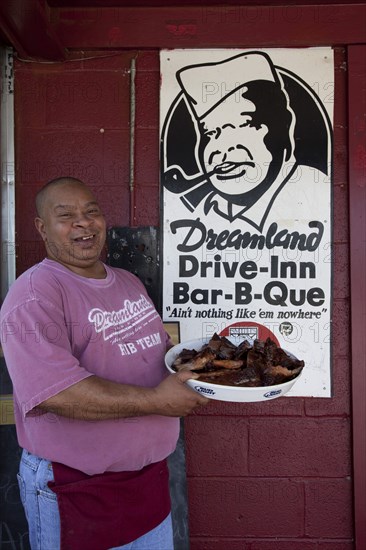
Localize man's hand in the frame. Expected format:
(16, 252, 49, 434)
(150, 372, 210, 416)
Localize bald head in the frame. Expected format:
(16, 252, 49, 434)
(35, 177, 87, 218)
(34, 177, 107, 277)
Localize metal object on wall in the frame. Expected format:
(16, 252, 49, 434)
(107, 226, 161, 313)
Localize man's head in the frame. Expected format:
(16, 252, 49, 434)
(198, 81, 293, 206)
(177, 52, 294, 209)
(35, 177, 106, 277)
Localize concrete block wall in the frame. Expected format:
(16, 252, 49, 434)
(13, 46, 353, 548)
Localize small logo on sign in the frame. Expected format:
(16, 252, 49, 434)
(194, 386, 216, 395)
(264, 389, 282, 398)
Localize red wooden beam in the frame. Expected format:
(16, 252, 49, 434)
(0, 0, 66, 60)
(46, 0, 366, 5)
(348, 44, 366, 550)
(51, 4, 366, 49)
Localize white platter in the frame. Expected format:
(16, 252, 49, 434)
(165, 337, 303, 403)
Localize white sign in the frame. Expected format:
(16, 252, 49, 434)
(160, 48, 333, 397)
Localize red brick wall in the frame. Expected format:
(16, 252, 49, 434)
(14, 50, 161, 274)
(14, 46, 353, 548)
(185, 48, 353, 550)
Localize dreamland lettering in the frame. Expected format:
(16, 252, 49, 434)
(170, 219, 324, 253)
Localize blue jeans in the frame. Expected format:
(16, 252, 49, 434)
(17, 450, 174, 550)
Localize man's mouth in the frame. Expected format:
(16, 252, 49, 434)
(73, 234, 96, 243)
(213, 161, 255, 180)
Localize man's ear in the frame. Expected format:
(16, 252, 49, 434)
(35, 217, 47, 242)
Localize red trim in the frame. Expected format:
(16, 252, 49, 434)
(0, 3, 365, 60)
(51, 5, 366, 50)
(47, 0, 366, 6)
(348, 44, 366, 550)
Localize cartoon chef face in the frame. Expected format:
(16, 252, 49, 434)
(177, 52, 294, 209)
(199, 91, 273, 196)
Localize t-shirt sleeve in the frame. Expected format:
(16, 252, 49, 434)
(1, 298, 93, 417)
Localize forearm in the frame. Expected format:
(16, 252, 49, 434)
(35, 376, 158, 420)
(35, 372, 208, 420)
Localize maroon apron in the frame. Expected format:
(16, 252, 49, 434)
(48, 459, 171, 550)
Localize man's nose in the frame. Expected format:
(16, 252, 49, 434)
(73, 212, 93, 226)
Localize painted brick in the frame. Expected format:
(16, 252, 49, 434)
(333, 146, 347, 187)
(305, 479, 353, 538)
(191, 539, 320, 550)
(134, 127, 160, 183)
(190, 539, 251, 550)
(251, 541, 317, 550)
(15, 52, 133, 72)
(134, 185, 160, 226)
(15, 70, 47, 127)
(15, 69, 130, 129)
(15, 185, 41, 240)
(332, 184, 349, 243)
(135, 70, 159, 129)
(135, 51, 160, 72)
(94, 182, 130, 228)
(190, 539, 354, 550)
(45, 71, 130, 129)
(16, 128, 130, 187)
(185, 416, 249, 476)
(16, 238, 45, 275)
(187, 478, 304, 538)
(190, 539, 252, 550)
(333, 50, 348, 188)
(16, 127, 130, 190)
(248, 418, 351, 476)
(316, 542, 354, 550)
(250, 539, 317, 550)
(304, 356, 351, 417)
(331, 300, 350, 358)
(332, 243, 350, 299)
(101, 129, 131, 187)
(189, 396, 304, 417)
(251, 542, 353, 550)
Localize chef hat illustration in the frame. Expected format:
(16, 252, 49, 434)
(176, 51, 281, 120)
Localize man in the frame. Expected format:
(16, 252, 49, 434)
(0, 177, 208, 550)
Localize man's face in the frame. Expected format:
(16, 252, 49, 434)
(201, 93, 273, 196)
(35, 182, 106, 276)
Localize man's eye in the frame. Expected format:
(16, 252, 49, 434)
(88, 209, 100, 215)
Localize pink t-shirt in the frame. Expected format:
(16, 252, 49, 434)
(1, 259, 179, 475)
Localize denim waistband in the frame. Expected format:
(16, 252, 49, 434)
(21, 449, 53, 472)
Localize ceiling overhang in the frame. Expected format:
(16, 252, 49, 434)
(0, 0, 365, 61)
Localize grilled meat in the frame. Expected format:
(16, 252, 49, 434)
(171, 334, 304, 387)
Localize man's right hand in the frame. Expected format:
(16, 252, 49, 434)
(150, 372, 210, 417)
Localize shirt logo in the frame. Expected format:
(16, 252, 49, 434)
(88, 294, 154, 341)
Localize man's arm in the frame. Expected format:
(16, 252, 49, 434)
(35, 371, 209, 420)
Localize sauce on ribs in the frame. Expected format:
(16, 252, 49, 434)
(171, 334, 304, 387)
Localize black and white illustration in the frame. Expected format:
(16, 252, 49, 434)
(160, 48, 333, 397)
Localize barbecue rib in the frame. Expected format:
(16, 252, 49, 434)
(171, 334, 304, 387)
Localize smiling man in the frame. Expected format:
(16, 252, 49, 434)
(34, 177, 107, 278)
(0, 177, 208, 550)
